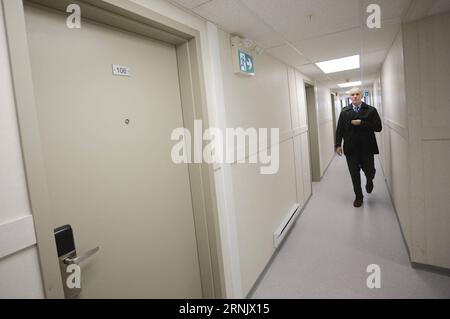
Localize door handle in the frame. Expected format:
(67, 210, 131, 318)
(54, 225, 99, 298)
(63, 246, 100, 265)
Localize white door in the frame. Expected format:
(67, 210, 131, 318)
(25, 3, 202, 298)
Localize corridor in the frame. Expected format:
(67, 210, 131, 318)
(251, 156, 450, 298)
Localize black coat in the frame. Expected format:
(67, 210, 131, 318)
(335, 102, 382, 155)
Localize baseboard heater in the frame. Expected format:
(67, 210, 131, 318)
(273, 203, 301, 248)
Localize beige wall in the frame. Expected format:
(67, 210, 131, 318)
(403, 12, 450, 268)
(380, 29, 411, 246)
(217, 28, 313, 295)
(380, 12, 450, 270)
(0, 3, 44, 299)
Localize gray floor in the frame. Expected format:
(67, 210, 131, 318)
(251, 155, 450, 299)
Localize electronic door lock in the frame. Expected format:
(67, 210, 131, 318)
(54, 225, 99, 299)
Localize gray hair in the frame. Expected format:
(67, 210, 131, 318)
(349, 87, 363, 95)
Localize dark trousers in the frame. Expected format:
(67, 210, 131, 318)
(345, 152, 376, 199)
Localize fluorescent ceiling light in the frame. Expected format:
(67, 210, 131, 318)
(315, 55, 360, 74)
(338, 81, 362, 88)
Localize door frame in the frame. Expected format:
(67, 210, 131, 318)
(304, 81, 320, 182)
(330, 93, 337, 142)
(2, 0, 224, 298)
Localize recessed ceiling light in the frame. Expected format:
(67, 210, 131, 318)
(315, 55, 360, 74)
(338, 81, 362, 88)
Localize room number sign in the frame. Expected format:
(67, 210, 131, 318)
(112, 64, 130, 77)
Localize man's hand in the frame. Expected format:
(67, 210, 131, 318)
(336, 146, 343, 156)
(351, 119, 362, 126)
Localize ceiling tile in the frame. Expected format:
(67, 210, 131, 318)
(241, 0, 360, 43)
(298, 64, 331, 81)
(294, 28, 361, 63)
(168, 0, 212, 10)
(193, 0, 259, 33)
(240, 31, 285, 49)
(266, 45, 311, 69)
(193, 0, 284, 48)
(294, 18, 399, 63)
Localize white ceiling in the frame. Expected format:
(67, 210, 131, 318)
(168, 0, 450, 93)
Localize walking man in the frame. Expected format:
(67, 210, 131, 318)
(335, 87, 382, 207)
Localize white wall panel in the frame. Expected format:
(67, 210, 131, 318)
(381, 30, 407, 129)
(293, 136, 305, 207)
(406, 12, 450, 268)
(287, 67, 300, 130)
(423, 141, 450, 268)
(381, 12, 450, 269)
(0, 3, 44, 298)
(381, 30, 409, 252)
(0, 246, 45, 299)
(418, 13, 450, 131)
(389, 130, 410, 244)
(231, 141, 297, 295)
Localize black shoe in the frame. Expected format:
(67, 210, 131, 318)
(366, 179, 374, 194)
(353, 198, 363, 207)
